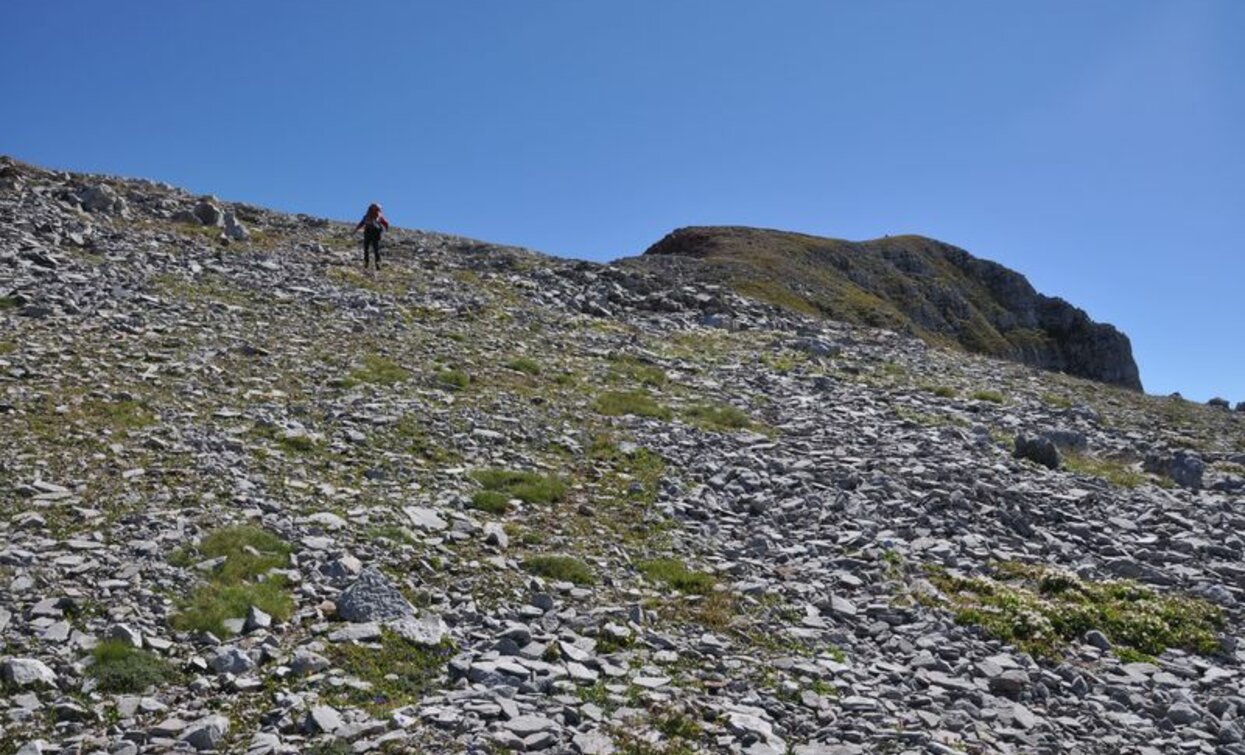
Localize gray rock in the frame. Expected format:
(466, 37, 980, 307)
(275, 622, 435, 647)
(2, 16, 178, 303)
(1168, 702, 1201, 726)
(389, 614, 448, 646)
(289, 649, 330, 676)
(336, 568, 415, 622)
(223, 211, 249, 241)
(483, 522, 509, 549)
(1014, 434, 1061, 469)
(305, 704, 343, 734)
(78, 184, 127, 215)
(208, 646, 256, 675)
(1084, 629, 1112, 651)
(193, 198, 223, 226)
(180, 714, 230, 750)
(108, 623, 143, 648)
(1, 658, 58, 688)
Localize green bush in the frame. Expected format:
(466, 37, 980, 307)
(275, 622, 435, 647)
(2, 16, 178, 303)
(594, 390, 672, 420)
(436, 369, 470, 391)
(326, 631, 455, 713)
(523, 555, 595, 585)
(638, 558, 716, 595)
(470, 468, 567, 504)
(170, 526, 294, 636)
(340, 355, 409, 387)
(89, 639, 179, 692)
(505, 357, 542, 375)
(971, 390, 1005, 404)
(684, 403, 753, 431)
(470, 490, 510, 514)
(928, 562, 1223, 659)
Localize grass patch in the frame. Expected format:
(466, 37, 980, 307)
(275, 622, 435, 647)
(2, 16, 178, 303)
(971, 390, 1006, 404)
(1041, 392, 1074, 409)
(523, 555, 595, 585)
(921, 384, 958, 398)
(638, 559, 716, 595)
(683, 403, 754, 432)
(0, 296, 19, 310)
(340, 355, 409, 387)
(325, 630, 454, 714)
(469, 490, 510, 515)
(471, 468, 567, 504)
(505, 357, 542, 375)
(0, 341, 15, 355)
(594, 390, 672, 420)
(170, 526, 294, 636)
(608, 356, 668, 387)
(927, 562, 1223, 659)
(436, 368, 470, 391)
(1064, 453, 1148, 488)
(89, 639, 180, 693)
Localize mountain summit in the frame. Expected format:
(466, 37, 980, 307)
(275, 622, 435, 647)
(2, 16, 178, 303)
(630, 226, 1142, 390)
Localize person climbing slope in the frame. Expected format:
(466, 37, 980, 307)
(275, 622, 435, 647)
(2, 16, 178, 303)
(353, 202, 390, 270)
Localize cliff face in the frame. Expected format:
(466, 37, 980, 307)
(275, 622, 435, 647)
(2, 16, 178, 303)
(634, 226, 1142, 390)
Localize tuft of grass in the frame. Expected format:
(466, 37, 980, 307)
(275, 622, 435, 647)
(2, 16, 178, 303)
(436, 368, 470, 391)
(1064, 453, 1148, 488)
(971, 390, 1005, 404)
(505, 357, 542, 375)
(0, 341, 16, 355)
(0, 296, 19, 310)
(927, 562, 1223, 659)
(170, 526, 294, 636)
(469, 490, 510, 515)
(594, 390, 672, 420)
(638, 559, 716, 595)
(921, 384, 958, 398)
(684, 403, 754, 432)
(340, 355, 409, 387)
(471, 468, 567, 504)
(325, 630, 455, 714)
(523, 555, 595, 585)
(89, 639, 180, 693)
(1041, 392, 1074, 409)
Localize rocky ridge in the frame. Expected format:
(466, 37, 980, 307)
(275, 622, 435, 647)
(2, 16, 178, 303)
(2, 155, 1245, 754)
(630, 226, 1143, 391)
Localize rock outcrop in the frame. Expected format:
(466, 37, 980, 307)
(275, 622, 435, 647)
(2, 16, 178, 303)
(631, 226, 1143, 390)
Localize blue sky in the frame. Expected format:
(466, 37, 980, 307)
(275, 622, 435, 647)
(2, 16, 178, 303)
(4, 1, 1242, 401)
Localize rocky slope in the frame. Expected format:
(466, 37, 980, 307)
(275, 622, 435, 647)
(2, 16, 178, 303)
(2, 155, 1245, 755)
(628, 226, 1142, 391)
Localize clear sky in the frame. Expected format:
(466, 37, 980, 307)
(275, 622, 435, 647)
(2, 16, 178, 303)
(4, 1, 1242, 402)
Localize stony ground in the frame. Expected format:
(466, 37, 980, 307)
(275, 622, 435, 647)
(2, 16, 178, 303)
(2, 156, 1245, 755)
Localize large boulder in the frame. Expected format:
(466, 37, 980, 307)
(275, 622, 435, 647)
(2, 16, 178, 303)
(1014, 434, 1061, 470)
(335, 567, 415, 623)
(78, 184, 127, 216)
(1, 658, 58, 688)
(193, 197, 223, 227)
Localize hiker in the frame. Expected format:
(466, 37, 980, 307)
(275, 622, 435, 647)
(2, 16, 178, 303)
(353, 202, 390, 270)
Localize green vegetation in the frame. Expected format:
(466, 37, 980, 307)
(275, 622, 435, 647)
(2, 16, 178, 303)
(0, 341, 15, 355)
(340, 355, 409, 387)
(927, 562, 1223, 659)
(921, 384, 958, 398)
(170, 525, 294, 636)
(325, 630, 454, 713)
(683, 403, 754, 432)
(971, 390, 1005, 404)
(505, 356, 542, 375)
(638, 559, 716, 594)
(0, 296, 19, 310)
(89, 639, 179, 692)
(608, 356, 667, 387)
(1064, 453, 1148, 489)
(436, 368, 471, 391)
(471, 468, 567, 504)
(594, 390, 672, 420)
(469, 490, 510, 515)
(523, 555, 595, 585)
(1041, 392, 1074, 409)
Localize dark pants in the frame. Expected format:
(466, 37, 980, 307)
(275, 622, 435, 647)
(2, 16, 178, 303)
(363, 229, 382, 268)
